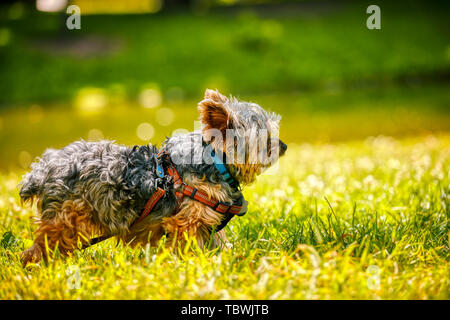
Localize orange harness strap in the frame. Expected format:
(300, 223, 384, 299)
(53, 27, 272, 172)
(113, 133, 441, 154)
(179, 184, 244, 215)
(131, 187, 166, 227)
(164, 162, 246, 217)
(131, 149, 244, 230)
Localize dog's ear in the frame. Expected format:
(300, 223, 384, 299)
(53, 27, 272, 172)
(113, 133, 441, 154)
(204, 89, 228, 104)
(198, 89, 230, 137)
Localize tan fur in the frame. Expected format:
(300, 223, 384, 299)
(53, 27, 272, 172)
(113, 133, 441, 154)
(122, 220, 165, 247)
(21, 199, 102, 266)
(198, 90, 230, 142)
(161, 174, 231, 249)
(204, 89, 228, 104)
(231, 163, 263, 185)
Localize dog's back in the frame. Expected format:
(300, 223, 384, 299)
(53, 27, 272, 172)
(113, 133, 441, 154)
(19, 140, 156, 223)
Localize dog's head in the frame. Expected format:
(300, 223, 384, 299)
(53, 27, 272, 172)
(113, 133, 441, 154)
(198, 89, 286, 185)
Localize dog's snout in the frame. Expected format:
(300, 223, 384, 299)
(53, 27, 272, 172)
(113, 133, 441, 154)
(279, 140, 287, 156)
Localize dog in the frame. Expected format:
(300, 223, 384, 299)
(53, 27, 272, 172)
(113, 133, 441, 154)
(19, 89, 287, 265)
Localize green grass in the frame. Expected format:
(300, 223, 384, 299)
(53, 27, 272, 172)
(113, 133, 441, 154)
(0, 0, 449, 300)
(1, 0, 449, 104)
(0, 134, 448, 299)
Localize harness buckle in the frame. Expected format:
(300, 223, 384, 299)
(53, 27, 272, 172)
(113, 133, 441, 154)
(154, 154, 165, 179)
(189, 188, 197, 199)
(237, 199, 248, 216)
(235, 194, 248, 216)
(212, 202, 220, 211)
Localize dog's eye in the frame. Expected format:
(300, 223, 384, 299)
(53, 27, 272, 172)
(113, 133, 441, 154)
(267, 138, 272, 156)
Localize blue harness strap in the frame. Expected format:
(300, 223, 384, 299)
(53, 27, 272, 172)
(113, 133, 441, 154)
(210, 150, 239, 189)
(155, 154, 165, 178)
(204, 141, 240, 191)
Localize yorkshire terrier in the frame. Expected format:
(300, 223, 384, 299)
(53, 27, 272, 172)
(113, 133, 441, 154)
(19, 89, 286, 265)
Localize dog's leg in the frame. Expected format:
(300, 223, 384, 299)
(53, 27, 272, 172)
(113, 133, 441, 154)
(21, 199, 98, 266)
(122, 218, 166, 247)
(162, 174, 234, 249)
(161, 200, 225, 249)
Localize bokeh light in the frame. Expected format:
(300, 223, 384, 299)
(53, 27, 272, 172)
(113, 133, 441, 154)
(74, 87, 108, 115)
(73, 0, 162, 14)
(36, 0, 68, 12)
(136, 122, 155, 141)
(18, 151, 32, 169)
(171, 128, 190, 137)
(139, 86, 162, 109)
(87, 129, 104, 141)
(0, 28, 11, 47)
(156, 108, 174, 126)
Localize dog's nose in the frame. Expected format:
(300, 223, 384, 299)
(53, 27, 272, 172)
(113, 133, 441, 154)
(279, 140, 287, 156)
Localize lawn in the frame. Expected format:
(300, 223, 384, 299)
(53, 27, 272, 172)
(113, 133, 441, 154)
(0, 1, 449, 104)
(0, 0, 449, 300)
(0, 134, 448, 299)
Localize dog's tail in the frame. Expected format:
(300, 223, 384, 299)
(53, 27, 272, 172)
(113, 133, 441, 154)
(19, 173, 40, 206)
(18, 149, 57, 206)
(19, 169, 43, 207)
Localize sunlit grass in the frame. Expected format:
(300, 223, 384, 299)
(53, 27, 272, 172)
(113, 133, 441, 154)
(0, 134, 448, 299)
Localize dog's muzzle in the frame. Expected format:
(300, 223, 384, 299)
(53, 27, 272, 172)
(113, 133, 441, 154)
(279, 139, 287, 156)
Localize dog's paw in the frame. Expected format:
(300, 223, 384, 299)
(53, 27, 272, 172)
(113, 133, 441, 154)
(21, 243, 43, 267)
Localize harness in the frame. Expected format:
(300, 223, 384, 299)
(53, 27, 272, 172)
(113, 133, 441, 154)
(86, 143, 247, 248)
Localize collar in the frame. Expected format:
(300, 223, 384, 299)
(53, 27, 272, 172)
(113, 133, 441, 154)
(202, 140, 241, 191)
(202, 141, 248, 231)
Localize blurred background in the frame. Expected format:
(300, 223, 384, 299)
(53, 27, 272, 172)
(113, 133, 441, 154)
(0, 0, 449, 171)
